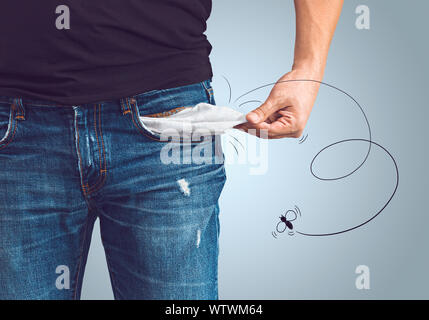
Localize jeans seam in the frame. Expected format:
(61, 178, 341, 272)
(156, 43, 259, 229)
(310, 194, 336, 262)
(201, 80, 213, 103)
(74, 109, 90, 196)
(0, 106, 17, 150)
(85, 104, 107, 195)
(215, 205, 220, 299)
(129, 99, 206, 144)
(142, 106, 191, 118)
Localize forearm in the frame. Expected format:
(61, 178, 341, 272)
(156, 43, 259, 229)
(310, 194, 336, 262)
(292, 0, 343, 77)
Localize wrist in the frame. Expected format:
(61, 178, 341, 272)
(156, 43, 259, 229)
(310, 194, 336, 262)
(291, 58, 326, 80)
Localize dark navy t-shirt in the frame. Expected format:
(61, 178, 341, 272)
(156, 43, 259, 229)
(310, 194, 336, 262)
(0, 0, 213, 105)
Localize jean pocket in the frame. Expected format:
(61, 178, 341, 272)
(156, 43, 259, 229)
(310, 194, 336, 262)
(129, 80, 218, 143)
(132, 103, 219, 144)
(0, 102, 19, 151)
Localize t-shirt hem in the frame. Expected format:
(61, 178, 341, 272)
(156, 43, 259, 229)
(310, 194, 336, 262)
(0, 66, 213, 106)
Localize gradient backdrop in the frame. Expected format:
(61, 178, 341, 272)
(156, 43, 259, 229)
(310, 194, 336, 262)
(81, 0, 429, 299)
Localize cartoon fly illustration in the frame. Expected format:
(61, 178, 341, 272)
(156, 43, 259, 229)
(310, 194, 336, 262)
(274, 207, 302, 237)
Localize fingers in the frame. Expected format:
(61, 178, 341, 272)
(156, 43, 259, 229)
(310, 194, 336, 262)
(234, 118, 304, 139)
(234, 122, 286, 139)
(233, 122, 266, 138)
(235, 91, 307, 139)
(246, 100, 276, 124)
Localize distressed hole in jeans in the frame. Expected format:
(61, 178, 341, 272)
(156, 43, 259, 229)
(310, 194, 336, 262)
(196, 229, 201, 248)
(177, 178, 190, 196)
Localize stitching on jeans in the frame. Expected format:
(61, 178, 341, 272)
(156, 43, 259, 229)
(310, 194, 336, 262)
(87, 104, 107, 194)
(201, 80, 213, 94)
(72, 108, 94, 228)
(201, 81, 214, 102)
(74, 111, 89, 195)
(142, 106, 190, 118)
(120, 98, 131, 115)
(90, 104, 102, 191)
(119, 99, 124, 113)
(85, 104, 107, 195)
(0, 107, 17, 150)
(98, 111, 108, 176)
(15, 99, 25, 119)
(214, 205, 220, 299)
(72, 113, 97, 298)
(129, 100, 207, 144)
(129, 99, 172, 142)
(131, 104, 196, 143)
(84, 104, 104, 193)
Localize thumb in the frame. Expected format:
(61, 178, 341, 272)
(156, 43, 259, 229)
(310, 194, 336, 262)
(246, 100, 275, 124)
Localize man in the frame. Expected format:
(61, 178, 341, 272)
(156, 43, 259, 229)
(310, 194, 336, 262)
(0, 0, 343, 299)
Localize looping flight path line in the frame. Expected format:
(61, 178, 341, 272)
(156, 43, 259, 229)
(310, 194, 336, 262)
(235, 79, 399, 237)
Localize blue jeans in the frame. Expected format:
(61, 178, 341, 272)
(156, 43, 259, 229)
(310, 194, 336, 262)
(0, 79, 226, 300)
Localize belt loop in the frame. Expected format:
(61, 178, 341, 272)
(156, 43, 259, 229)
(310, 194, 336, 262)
(201, 79, 214, 102)
(201, 79, 209, 91)
(12, 98, 25, 120)
(119, 97, 133, 115)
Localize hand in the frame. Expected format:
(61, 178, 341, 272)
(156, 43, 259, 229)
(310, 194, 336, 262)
(235, 68, 323, 139)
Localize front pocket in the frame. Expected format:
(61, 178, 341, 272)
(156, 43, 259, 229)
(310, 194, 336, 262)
(130, 100, 210, 143)
(139, 103, 246, 140)
(128, 80, 219, 143)
(0, 102, 18, 151)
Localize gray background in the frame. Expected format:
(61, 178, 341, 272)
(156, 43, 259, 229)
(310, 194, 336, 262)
(81, 0, 429, 299)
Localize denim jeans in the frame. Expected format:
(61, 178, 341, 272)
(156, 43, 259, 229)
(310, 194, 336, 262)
(0, 79, 226, 300)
